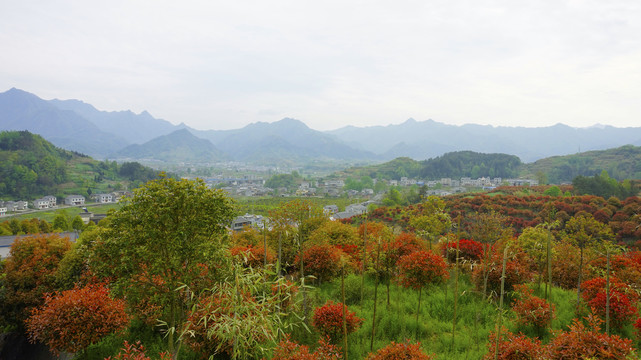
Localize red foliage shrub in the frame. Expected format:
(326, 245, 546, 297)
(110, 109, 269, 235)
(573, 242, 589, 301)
(588, 253, 641, 290)
(511, 284, 555, 330)
(366, 340, 434, 360)
(1, 234, 71, 325)
(272, 335, 342, 360)
(483, 330, 545, 360)
(385, 232, 422, 264)
(442, 239, 484, 263)
(634, 318, 641, 339)
(26, 283, 130, 354)
(230, 244, 276, 267)
(581, 277, 638, 328)
(105, 340, 171, 360)
(297, 243, 343, 283)
(546, 316, 635, 359)
(550, 242, 583, 289)
(397, 250, 449, 290)
(312, 301, 363, 343)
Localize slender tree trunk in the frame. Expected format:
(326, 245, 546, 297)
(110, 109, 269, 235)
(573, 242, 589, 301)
(494, 246, 509, 360)
(416, 287, 422, 337)
(545, 228, 552, 301)
(168, 299, 176, 359)
(263, 222, 267, 267)
(576, 247, 584, 314)
(606, 248, 611, 335)
(342, 267, 348, 360)
(361, 219, 368, 306)
(370, 239, 380, 351)
(452, 237, 460, 351)
(233, 265, 240, 360)
(386, 234, 391, 308)
(482, 246, 491, 299)
(299, 223, 307, 318)
(386, 278, 390, 309)
(278, 231, 282, 278)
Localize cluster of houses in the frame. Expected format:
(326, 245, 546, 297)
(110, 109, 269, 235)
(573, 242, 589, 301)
(0, 191, 131, 217)
(205, 173, 540, 200)
(229, 199, 379, 232)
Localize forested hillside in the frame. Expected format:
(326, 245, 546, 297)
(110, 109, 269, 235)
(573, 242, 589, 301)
(0, 131, 73, 197)
(341, 152, 522, 180)
(418, 151, 522, 179)
(0, 130, 163, 199)
(522, 145, 641, 183)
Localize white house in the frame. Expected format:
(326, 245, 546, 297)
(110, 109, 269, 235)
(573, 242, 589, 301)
(323, 205, 339, 215)
(93, 193, 113, 203)
(43, 195, 57, 207)
(33, 198, 50, 209)
(64, 195, 85, 206)
(0, 207, 6, 216)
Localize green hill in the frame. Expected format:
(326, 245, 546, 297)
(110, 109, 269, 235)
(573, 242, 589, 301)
(521, 145, 641, 184)
(341, 146, 641, 185)
(341, 152, 522, 180)
(0, 130, 161, 200)
(113, 128, 227, 163)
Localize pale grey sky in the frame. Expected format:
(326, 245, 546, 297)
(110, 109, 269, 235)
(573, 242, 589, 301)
(1, 1, 640, 131)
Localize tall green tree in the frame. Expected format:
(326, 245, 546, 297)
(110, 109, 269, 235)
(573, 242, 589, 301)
(89, 175, 235, 358)
(409, 196, 451, 250)
(269, 199, 327, 317)
(564, 214, 614, 313)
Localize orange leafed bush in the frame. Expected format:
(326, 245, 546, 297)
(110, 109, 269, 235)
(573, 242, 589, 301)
(26, 283, 130, 354)
(366, 340, 434, 360)
(546, 316, 635, 359)
(397, 250, 449, 290)
(581, 277, 638, 328)
(297, 243, 344, 283)
(512, 284, 555, 330)
(1, 234, 71, 325)
(271, 335, 342, 360)
(483, 330, 545, 360)
(105, 340, 171, 360)
(312, 300, 363, 343)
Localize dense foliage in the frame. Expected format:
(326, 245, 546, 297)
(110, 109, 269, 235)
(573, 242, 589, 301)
(312, 301, 363, 343)
(0, 131, 70, 197)
(88, 176, 235, 356)
(25, 283, 129, 353)
(524, 144, 641, 183)
(573, 170, 638, 199)
(0, 234, 71, 329)
(418, 151, 522, 179)
(0, 130, 163, 199)
(4, 177, 641, 359)
(365, 340, 434, 360)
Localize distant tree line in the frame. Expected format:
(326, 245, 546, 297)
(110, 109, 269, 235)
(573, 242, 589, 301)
(265, 171, 302, 190)
(345, 152, 523, 181)
(572, 171, 638, 199)
(418, 151, 522, 179)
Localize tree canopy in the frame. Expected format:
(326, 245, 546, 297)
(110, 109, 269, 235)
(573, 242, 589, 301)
(89, 175, 236, 356)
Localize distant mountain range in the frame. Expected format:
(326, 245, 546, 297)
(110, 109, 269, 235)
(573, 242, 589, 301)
(2, 88, 641, 165)
(328, 118, 641, 162)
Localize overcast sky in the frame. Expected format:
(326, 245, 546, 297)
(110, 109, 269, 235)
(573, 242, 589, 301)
(1, 1, 640, 131)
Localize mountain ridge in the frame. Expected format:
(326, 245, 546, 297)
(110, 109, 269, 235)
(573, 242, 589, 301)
(3, 88, 641, 165)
